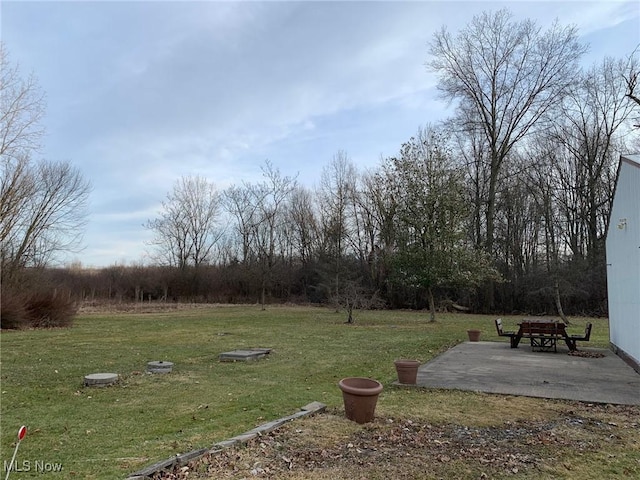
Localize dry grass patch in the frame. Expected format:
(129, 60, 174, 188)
(157, 401, 639, 480)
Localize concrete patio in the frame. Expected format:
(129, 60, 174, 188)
(413, 341, 640, 405)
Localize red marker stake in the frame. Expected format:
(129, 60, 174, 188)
(4, 426, 26, 480)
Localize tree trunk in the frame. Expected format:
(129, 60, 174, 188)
(554, 279, 570, 325)
(428, 286, 436, 323)
(482, 158, 500, 312)
(346, 303, 354, 324)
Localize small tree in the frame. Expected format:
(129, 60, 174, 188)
(333, 277, 383, 324)
(384, 126, 499, 321)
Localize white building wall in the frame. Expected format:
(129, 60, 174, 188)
(606, 155, 640, 368)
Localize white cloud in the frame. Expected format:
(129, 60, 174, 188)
(4, 0, 638, 266)
(560, 1, 639, 35)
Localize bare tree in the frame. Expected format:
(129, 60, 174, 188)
(222, 161, 297, 308)
(550, 56, 635, 261)
(358, 168, 398, 293)
(428, 8, 587, 256)
(251, 161, 297, 309)
(223, 182, 261, 264)
(623, 47, 640, 116)
(0, 46, 90, 282)
(1, 159, 90, 278)
(317, 151, 357, 303)
(451, 114, 491, 250)
(0, 156, 34, 250)
(502, 56, 635, 317)
(223, 161, 296, 308)
(334, 277, 384, 324)
(287, 185, 320, 266)
(0, 44, 45, 162)
(350, 170, 386, 287)
(145, 175, 223, 269)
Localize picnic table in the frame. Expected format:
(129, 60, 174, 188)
(515, 320, 570, 352)
(495, 318, 592, 352)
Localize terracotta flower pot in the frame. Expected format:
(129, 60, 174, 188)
(338, 377, 383, 424)
(467, 329, 481, 342)
(394, 359, 420, 385)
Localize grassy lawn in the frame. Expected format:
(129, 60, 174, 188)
(0, 305, 634, 479)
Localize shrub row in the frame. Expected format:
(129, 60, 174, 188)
(1, 286, 76, 329)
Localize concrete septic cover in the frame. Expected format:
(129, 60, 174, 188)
(84, 373, 118, 387)
(219, 348, 272, 362)
(147, 361, 174, 374)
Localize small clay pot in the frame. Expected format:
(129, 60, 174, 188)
(394, 359, 420, 385)
(467, 329, 481, 342)
(338, 377, 383, 424)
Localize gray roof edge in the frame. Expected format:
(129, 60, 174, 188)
(621, 154, 640, 166)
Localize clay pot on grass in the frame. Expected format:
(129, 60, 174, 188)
(338, 377, 383, 424)
(467, 329, 481, 342)
(394, 359, 420, 385)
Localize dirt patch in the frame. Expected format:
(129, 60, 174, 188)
(153, 404, 639, 479)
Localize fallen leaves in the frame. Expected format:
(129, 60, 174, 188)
(153, 404, 640, 479)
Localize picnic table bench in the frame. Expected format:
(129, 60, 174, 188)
(495, 318, 592, 352)
(494, 318, 518, 348)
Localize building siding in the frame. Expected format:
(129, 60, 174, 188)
(606, 155, 640, 369)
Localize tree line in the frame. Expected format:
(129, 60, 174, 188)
(2, 10, 639, 326)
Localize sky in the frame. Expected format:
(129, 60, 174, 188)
(2, 0, 639, 268)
